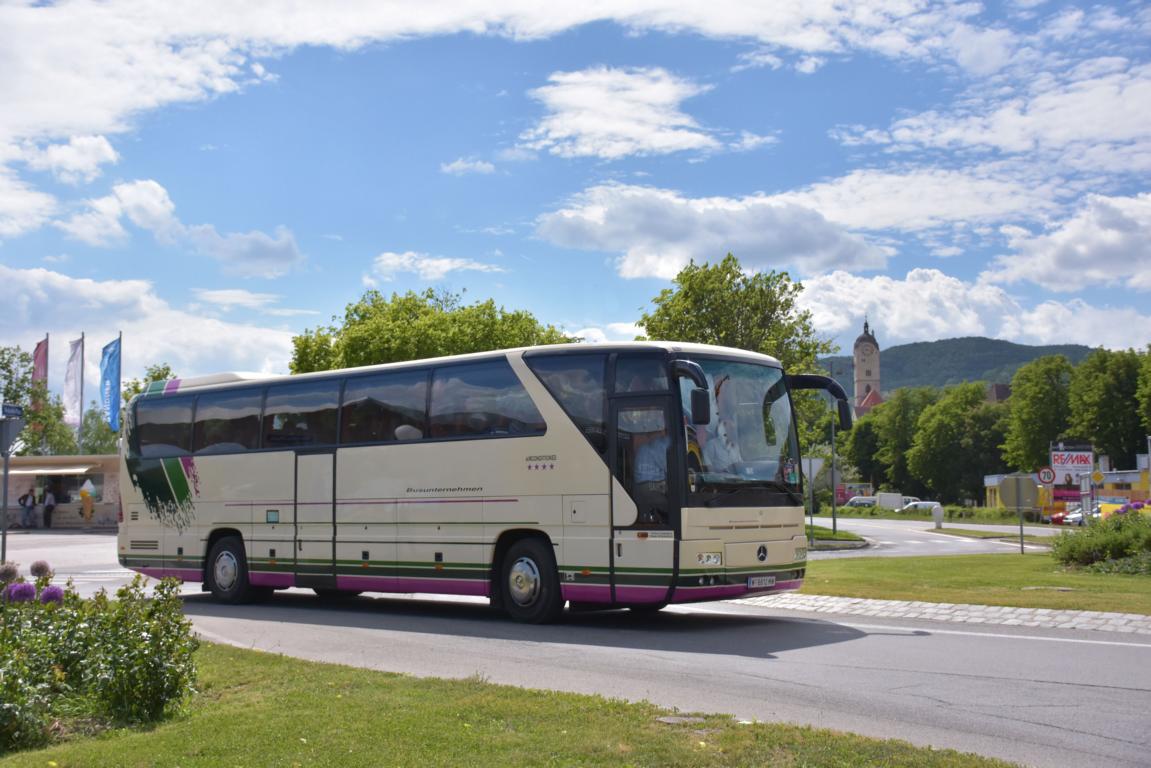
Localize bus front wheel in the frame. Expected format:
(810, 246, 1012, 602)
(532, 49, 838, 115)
(501, 538, 563, 624)
(206, 536, 261, 604)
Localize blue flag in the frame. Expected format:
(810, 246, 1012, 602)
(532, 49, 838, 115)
(99, 337, 122, 431)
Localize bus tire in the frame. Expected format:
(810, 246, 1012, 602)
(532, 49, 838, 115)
(206, 536, 259, 604)
(501, 538, 564, 624)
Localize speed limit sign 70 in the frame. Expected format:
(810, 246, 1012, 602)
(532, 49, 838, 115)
(1038, 466, 1056, 484)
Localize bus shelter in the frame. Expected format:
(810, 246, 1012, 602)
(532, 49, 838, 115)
(3, 454, 120, 530)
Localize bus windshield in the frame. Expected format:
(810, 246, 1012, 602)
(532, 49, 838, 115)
(679, 358, 801, 507)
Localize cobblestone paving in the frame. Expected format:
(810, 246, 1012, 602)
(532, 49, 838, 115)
(735, 593, 1151, 635)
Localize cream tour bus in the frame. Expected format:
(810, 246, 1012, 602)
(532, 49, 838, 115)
(117, 342, 851, 623)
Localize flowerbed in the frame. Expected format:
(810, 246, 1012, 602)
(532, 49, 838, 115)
(0, 562, 199, 754)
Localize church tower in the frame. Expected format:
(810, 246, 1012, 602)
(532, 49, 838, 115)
(853, 319, 881, 415)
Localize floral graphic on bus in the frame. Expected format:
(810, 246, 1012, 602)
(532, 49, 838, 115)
(126, 456, 200, 532)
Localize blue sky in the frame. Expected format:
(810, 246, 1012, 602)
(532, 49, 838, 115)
(1, 1, 1149, 406)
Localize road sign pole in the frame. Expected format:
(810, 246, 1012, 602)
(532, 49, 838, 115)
(1, 450, 8, 563)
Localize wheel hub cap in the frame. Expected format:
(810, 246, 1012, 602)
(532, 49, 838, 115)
(214, 551, 238, 591)
(508, 556, 541, 606)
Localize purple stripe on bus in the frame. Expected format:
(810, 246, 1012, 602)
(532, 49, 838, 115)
(163, 379, 182, 395)
(612, 586, 669, 603)
(336, 575, 490, 597)
(561, 584, 612, 602)
(250, 572, 295, 588)
(223, 498, 519, 507)
(137, 567, 200, 581)
(670, 579, 803, 602)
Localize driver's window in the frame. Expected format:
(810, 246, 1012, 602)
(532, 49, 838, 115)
(615, 404, 669, 526)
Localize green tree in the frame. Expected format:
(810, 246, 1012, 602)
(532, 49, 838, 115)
(873, 386, 939, 496)
(291, 289, 574, 372)
(79, 399, 119, 454)
(907, 382, 1009, 503)
(843, 411, 884, 489)
(0, 344, 33, 406)
(1137, 347, 1151, 436)
(637, 254, 833, 374)
(1068, 349, 1144, 469)
(122, 363, 176, 404)
(18, 382, 78, 456)
(1002, 355, 1073, 471)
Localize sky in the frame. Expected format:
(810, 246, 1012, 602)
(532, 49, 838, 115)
(1, 0, 1150, 411)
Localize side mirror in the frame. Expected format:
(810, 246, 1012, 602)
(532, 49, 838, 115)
(690, 388, 711, 425)
(837, 399, 854, 431)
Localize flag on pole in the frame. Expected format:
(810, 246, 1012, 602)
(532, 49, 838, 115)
(100, 335, 122, 431)
(64, 336, 84, 427)
(32, 336, 48, 383)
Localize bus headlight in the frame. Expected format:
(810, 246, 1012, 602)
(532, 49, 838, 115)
(697, 552, 722, 567)
(795, 547, 807, 561)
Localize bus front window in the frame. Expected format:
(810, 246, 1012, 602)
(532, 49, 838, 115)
(680, 360, 801, 507)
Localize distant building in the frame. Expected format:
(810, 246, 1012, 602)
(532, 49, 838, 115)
(853, 319, 883, 416)
(986, 383, 1011, 403)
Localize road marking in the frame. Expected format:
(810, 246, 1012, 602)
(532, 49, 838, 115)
(669, 605, 1151, 649)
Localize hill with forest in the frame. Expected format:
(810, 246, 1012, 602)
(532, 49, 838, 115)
(820, 337, 1093, 399)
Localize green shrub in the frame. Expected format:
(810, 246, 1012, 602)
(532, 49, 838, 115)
(1051, 513, 1151, 568)
(0, 568, 199, 754)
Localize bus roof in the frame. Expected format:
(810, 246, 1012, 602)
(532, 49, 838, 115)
(140, 341, 783, 395)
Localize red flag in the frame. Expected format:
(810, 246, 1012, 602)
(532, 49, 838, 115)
(32, 335, 48, 383)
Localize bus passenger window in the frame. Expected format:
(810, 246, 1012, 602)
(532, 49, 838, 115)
(340, 370, 428, 445)
(525, 353, 606, 449)
(192, 390, 261, 454)
(263, 380, 340, 447)
(430, 361, 545, 439)
(614, 357, 668, 393)
(135, 396, 194, 458)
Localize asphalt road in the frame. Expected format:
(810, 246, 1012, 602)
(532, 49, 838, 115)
(810, 516, 1058, 558)
(7, 530, 1150, 768)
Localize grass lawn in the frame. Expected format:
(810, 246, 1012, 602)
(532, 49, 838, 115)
(805, 524, 863, 542)
(0, 643, 1014, 768)
(802, 553, 1151, 615)
(933, 528, 1053, 547)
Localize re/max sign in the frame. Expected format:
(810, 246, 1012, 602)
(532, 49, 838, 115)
(1052, 452, 1092, 466)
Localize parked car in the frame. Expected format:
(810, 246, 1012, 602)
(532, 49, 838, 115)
(900, 500, 942, 514)
(844, 496, 877, 508)
(902, 496, 921, 506)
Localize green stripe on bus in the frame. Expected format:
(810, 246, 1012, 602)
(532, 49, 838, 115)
(162, 457, 192, 505)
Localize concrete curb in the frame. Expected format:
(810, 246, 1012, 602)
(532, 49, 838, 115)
(734, 593, 1151, 635)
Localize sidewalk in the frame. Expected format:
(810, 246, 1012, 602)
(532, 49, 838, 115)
(735, 593, 1151, 635)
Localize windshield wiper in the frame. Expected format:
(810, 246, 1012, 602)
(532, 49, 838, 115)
(703, 481, 803, 507)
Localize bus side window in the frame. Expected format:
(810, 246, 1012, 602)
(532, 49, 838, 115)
(135, 396, 194, 458)
(430, 360, 545, 439)
(192, 390, 262, 454)
(264, 380, 340, 447)
(525, 353, 607, 450)
(340, 370, 429, 445)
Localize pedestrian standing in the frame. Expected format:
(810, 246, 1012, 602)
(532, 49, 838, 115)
(42, 488, 56, 529)
(17, 487, 36, 529)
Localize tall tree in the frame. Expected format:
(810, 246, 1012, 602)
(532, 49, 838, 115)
(908, 382, 1009, 503)
(1001, 355, 1073, 471)
(637, 254, 833, 374)
(873, 386, 939, 496)
(291, 289, 573, 372)
(122, 363, 176, 404)
(0, 344, 33, 406)
(18, 382, 78, 456)
(1068, 348, 1144, 469)
(1137, 347, 1151, 438)
(79, 399, 119, 454)
(843, 410, 884, 489)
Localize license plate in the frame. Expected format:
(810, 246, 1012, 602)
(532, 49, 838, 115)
(747, 575, 776, 589)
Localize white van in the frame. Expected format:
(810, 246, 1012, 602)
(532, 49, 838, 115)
(875, 492, 904, 510)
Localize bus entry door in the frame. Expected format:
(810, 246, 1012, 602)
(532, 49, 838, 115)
(295, 451, 336, 588)
(608, 398, 677, 605)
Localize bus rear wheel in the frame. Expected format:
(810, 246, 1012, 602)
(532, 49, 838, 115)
(501, 538, 563, 624)
(206, 536, 262, 604)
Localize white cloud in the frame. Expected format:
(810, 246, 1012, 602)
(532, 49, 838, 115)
(21, 135, 118, 185)
(521, 67, 720, 160)
(778, 168, 1058, 232)
(568, 322, 643, 343)
(0, 167, 56, 237)
(984, 193, 1151, 292)
(537, 183, 890, 279)
(440, 157, 495, 175)
(57, 179, 303, 277)
(366, 251, 506, 283)
(192, 288, 280, 310)
(0, 265, 295, 390)
(799, 268, 1151, 351)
